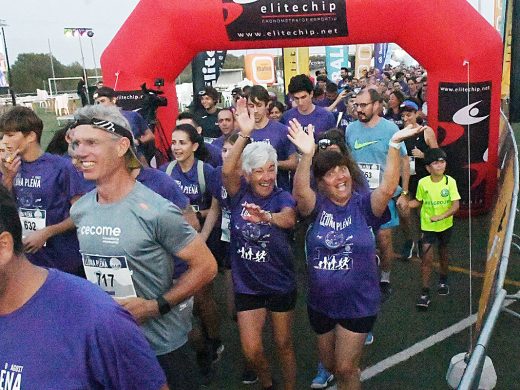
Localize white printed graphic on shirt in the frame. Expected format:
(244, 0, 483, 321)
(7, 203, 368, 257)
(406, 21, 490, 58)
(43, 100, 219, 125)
(0, 362, 23, 390)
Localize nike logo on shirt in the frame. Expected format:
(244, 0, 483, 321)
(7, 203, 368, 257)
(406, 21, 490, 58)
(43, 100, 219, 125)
(354, 140, 378, 149)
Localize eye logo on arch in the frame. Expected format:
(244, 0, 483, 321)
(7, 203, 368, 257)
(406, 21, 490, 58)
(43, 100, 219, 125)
(452, 101, 489, 125)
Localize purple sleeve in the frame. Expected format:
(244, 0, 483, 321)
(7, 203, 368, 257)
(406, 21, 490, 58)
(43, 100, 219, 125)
(361, 192, 390, 230)
(274, 189, 296, 210)
(207, 167, 221, 199)
(168, 179, 189, 209)
(158, 162, 169, 172)
(203, 163, 215, 190)
(88, 306, 166, 390)
(327, 112, 336, 130)
(61, 158, 86, 200)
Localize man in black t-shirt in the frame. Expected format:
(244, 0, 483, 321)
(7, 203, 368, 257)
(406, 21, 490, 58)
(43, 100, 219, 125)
(194, 87, 221, 141)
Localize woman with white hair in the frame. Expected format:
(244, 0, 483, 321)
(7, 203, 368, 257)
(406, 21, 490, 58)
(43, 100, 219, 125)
(222, 98, 297, 390)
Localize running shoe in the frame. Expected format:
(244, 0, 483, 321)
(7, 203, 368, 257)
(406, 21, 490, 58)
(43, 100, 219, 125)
(380, 281, 392, 302)
(241, 369, 258, 385)
(364, 332, 374, 346)
(400, 239, 415, 260)
(438, 283, 450, 296)
(416, 294, 431, 311)
(310, 363, 334, 389)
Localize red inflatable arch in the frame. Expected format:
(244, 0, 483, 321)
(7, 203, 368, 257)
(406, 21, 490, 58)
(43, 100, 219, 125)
(101, 0, 502, 213)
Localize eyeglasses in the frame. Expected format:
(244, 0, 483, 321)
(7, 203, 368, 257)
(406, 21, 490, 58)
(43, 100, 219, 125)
(353, 102, 374, 109)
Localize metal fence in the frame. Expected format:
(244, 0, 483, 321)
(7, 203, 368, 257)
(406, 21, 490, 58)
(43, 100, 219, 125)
(458, 111, 519, 389)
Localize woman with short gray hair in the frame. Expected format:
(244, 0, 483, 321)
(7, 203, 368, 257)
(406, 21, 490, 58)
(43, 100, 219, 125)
(222, 98, 297, 390)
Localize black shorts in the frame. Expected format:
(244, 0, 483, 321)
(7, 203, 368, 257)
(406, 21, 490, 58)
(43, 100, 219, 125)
(307, 306, 377, 335)
(235, 289, 297, 313)
(421, 228, 453, 247)
(221, 241, 231, 269)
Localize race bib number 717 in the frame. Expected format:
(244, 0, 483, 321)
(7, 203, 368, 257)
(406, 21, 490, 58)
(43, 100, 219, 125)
(82, 254, 137, 298)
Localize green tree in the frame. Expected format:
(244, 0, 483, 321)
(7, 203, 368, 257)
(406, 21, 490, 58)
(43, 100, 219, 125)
(10, 53, 97, 94)
(10, 53, 57, 93)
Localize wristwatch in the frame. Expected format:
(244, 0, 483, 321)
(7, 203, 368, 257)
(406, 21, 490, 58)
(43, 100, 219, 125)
(156, 295, 172, 316)
(401, 190, 409, 196)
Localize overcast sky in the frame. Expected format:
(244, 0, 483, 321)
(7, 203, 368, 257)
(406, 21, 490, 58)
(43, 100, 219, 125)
(1, 0, 139, 67)
(1, 0, 494, 68)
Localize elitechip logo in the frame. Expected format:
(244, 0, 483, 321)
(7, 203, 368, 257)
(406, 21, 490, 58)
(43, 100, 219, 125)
(223, 0, 347, 41)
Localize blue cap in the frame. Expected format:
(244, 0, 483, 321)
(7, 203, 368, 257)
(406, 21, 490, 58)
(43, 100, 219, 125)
(400, 100, 419, 111)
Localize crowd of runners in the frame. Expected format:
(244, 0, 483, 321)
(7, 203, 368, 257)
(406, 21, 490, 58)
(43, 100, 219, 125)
(0, 64, 461, 390)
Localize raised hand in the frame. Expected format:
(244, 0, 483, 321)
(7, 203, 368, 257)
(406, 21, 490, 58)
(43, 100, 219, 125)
(241, 202, 271, 224)
(391, 125, 426, 143)
(235, 97, 255, 136)
(287, 119, 315, 157)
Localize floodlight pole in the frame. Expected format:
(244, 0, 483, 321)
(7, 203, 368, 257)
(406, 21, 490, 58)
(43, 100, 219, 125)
(48, 38, 57, 95)
(0, 20, 16, 105)
(88, 32, 99, 78)
(77, 33, 90, 105)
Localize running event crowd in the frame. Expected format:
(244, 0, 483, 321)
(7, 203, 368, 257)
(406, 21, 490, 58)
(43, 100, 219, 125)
(0, 64, 461, 390)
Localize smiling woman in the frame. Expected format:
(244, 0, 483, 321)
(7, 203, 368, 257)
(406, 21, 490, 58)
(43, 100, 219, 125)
(222, 98, 298, 390)
(288, 118, 423, 390)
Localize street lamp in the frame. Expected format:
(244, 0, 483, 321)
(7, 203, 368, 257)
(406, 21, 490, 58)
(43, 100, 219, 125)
(64, 27, 93, 104)
(86, 30, 99, 79)
(0, 19, 16, 105)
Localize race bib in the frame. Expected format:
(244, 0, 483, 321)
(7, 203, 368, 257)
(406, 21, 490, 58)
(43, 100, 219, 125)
(410, 157, 416, 175)
(19, 208, 47, 243)
(221, 209, 231, 242)
(82, 254, 137, 298)
(359, 163, 381, 189)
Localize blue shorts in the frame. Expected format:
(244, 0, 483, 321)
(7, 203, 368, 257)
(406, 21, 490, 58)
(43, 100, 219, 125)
(380, 198, 399, 229)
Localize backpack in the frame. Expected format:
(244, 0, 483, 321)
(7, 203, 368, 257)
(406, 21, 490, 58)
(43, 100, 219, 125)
(165, 159, 206, 194)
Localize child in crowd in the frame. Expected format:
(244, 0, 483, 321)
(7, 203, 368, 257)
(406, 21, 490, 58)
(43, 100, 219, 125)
(409, 148, 460, 310)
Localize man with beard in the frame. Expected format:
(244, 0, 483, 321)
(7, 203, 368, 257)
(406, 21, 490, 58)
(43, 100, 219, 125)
(345, 89, 410, 303)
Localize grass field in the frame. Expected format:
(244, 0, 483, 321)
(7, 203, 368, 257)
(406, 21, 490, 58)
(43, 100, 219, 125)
(36, 106, 520, 389)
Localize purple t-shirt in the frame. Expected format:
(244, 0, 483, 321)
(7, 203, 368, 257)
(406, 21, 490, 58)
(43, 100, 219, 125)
(159, 159, 214, 211)
(137, 167, 189, 210)
(62, 153, 96, 193)
(204, 141, 223, 168)
(251, 120, 297, 192)
(208, 166, 230, 211)
(211, 135, 226, 151)
(281, 106, 336, 139)
(0, 269, 166, 389)
(121, 109, 148, 155)
(229, 185, 296, 295)
(13, 153, 84, 275)
(306, 192, 389, 318)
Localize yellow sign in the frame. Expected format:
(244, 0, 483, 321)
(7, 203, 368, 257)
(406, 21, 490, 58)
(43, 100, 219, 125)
(245, 54, 275, 85)
(501, 0, 512, 99)
(283, 47, 310, 94)
(476, 118, 514, 335)
(355, 44, 373, 79)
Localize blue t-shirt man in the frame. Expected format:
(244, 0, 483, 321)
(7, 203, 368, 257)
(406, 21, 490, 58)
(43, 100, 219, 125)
(346, 118, 407, 195)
